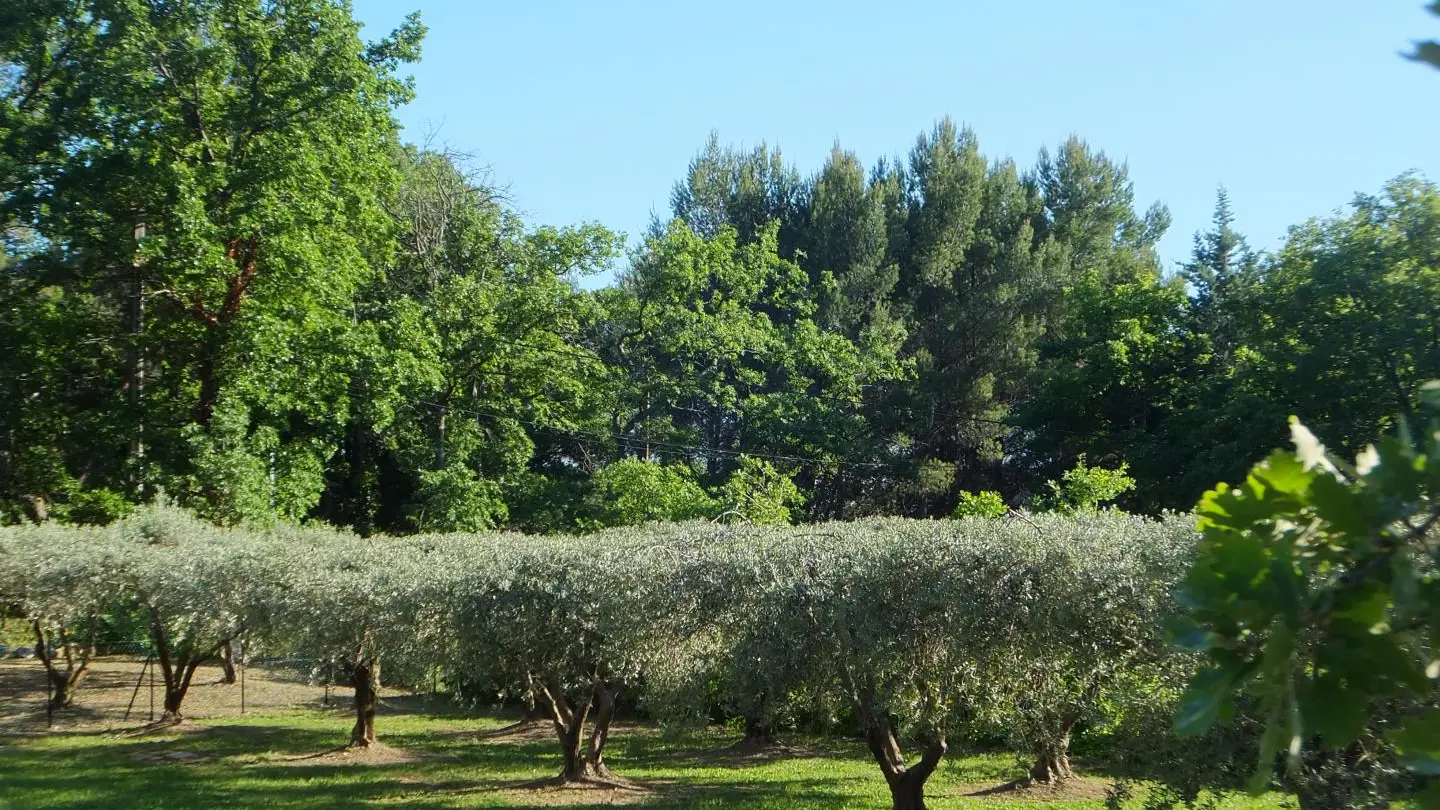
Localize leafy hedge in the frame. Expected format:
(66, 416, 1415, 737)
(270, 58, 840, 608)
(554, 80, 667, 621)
(0, 508, 1198, 805)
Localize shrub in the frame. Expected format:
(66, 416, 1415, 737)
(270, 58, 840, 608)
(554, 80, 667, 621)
(951, 490, 1007, 519)
(1038, 455, 1136, 513)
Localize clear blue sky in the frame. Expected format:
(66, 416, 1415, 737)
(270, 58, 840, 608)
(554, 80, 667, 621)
(352, 0, 1439, 283)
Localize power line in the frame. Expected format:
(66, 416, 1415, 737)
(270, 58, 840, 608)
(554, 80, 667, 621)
(417, 399, 905, 472)
(441, 332, 1018, 430)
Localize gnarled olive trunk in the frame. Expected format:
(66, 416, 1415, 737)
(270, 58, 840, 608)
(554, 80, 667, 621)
(866, 717, 948, 810)
(149, 612, 214, 723)
(218, 640, 238, 685)
(33, 622, 93, 710)
(1029, 718, 1076, 783)
(544, 679, 594, 781)
(350, 658, 380, 748)
(539, 677, 619, 782)
(587, 683, 618, 778)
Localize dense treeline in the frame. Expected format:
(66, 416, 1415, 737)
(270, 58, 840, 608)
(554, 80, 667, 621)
(0, 506, 1204, 810)
(2, 0, 1438, 532)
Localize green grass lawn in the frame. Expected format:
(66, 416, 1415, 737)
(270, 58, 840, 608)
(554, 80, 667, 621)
(0, 704, 1292, 810)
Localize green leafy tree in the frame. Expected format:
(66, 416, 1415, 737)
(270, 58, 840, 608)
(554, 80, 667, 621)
(664, 132, 803, 248)
(0, 0, 424, 524)
(1249, 175, 1440, 459)
(1036, 455, 1137, 514)
(582, 458, 717, 529)
(1174, 382, 1440, 809)
(890, 120, 1060, 502)
(798, 143, 901, 339)
(316, 147, 622, 534)
(596, 219, 903, 519)
(713, 457, 804, 525)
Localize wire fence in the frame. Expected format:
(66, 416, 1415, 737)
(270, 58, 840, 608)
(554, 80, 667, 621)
(0, 644, 384, 733)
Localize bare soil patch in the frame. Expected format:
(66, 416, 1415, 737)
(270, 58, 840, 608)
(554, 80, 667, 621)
(0, 657, 413, 733)
(959, 775, 1114, 802)
(259, 741, 423, 767)
(494, 776, 657, 806)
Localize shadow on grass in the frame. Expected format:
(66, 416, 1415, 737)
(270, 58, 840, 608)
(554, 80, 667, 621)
(0, 716, 1125, 810)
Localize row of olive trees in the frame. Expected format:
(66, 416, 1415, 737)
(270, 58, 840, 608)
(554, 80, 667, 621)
(0, 508, 1196, 810)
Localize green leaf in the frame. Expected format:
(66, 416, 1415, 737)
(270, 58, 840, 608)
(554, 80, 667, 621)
(1302, 674, 1368, 746)
(1165, 615, 1214, 652)
(1332, 585, 1391, 631)
(1176, 665, 1239, 737)
(1255, 450, 1311, 496)
(1391, 711, 1440, 775)
(1308, 473, 1379, 538)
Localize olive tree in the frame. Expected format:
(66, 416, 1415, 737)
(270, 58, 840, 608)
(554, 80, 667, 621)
(449, 529, 664, 783)
(733, 520, 1020, 810)
(114, 507, 285, 722)
(642, 522, 828, 748)
(981, 512, 1195, 783)
(269, 526, 465, 747)
(0, 523, 126, 708)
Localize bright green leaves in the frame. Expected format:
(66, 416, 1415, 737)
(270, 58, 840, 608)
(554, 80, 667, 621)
(1037, 456, 1137, 513)
(951, 490, 1007, 519)
(583, 458, 719, 529)
(1177, 383, 1440, 790)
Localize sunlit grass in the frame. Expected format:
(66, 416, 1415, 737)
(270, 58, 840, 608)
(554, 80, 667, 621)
(0, 707, 1290, 810)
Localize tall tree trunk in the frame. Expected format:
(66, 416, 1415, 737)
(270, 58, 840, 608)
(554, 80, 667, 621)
(350, 658, 380, 748)
(194, 236, 260, 429)
(587, 683, 617, 778)
(129, 220, 146, 498)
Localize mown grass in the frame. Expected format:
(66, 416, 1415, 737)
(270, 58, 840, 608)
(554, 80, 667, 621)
(0, 706, 1290, 810)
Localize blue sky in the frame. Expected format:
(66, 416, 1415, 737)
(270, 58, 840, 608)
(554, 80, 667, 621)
(352, 0, 1439, 283)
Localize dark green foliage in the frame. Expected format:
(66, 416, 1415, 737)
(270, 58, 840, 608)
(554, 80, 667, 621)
(1, 1, 1436, 530)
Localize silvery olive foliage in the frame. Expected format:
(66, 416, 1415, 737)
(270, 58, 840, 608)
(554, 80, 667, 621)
(110, 507, 291, 718)
(267, 526, 467, 688)
(0, 522, 127, 705)
(0, 505, 1194, 792)
(977, 512, 1196, 781)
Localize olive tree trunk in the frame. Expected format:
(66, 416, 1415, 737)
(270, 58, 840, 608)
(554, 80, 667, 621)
(538, 678, 620, 782)
(149, 612, 217, 723)
(350, 658, 381, 748)
(1029, 715, 1077, 783)
(218, 640, 238, 685)
(32, 622, 93, 709)
(866, 717, 948, 810)
(540, 678, 595, 781)
(586, 682, 618, 778)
